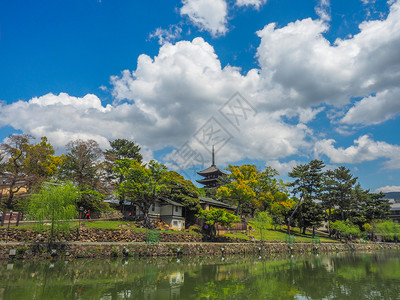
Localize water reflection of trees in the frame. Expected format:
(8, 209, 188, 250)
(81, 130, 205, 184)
(0, 252, 399, 299)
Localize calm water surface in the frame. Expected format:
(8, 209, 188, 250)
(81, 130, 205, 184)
(0, 251, 400, 299)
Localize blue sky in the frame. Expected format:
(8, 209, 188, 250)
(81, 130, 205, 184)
(1, 0, 400, 193)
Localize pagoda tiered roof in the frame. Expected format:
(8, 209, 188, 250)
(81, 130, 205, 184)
(197, 165, 227, 176)
(196, 146, 227, 188)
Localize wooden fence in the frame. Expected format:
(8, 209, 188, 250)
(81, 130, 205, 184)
(215, 222, 247, 234)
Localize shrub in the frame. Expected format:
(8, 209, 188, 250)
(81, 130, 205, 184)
(331, 220, 361, 242)
(111, 248, 119, 257)
(372, 220, 400, 242)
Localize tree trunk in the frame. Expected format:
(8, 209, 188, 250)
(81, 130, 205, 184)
(235, 204, 241, 216)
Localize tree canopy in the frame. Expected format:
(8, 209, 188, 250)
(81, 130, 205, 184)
(217, 165, 287, 216)
(0, 135, 64, 209)
(29, 181, 79, 243)
(113, 159, 168, 226)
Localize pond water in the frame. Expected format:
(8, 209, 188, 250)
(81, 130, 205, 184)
(0, 251, 399, 299)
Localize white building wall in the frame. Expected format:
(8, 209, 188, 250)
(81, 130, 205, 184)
(161, 204, 172, 216)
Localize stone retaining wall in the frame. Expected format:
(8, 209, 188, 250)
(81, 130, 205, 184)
(1, 227, 399, 260)
(0, 241, 399, 260)
(90, 211, 124, 219)
(0, 227, 203, 243)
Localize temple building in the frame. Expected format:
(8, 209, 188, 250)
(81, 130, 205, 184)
(196, 146, 227, 188)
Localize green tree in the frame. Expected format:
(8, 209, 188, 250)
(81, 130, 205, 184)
(162, 171, 200, 216)
(103, 139, 143, 210)
(289, 160, 325, 201)
(298, 200, 325, 235)
(249, 211, 272, 241)
(105, 139, 143, 163)
(114, 159, 167, 227)
(288, 160, 325, 233)
(361, 190, 390, 222)
(60, 139, 104, 211)
(217, 165, 286, 216)
(29, 182, 79, 243)
(196, 207, 241, 236)
(324, 166, 357, 221)
(269, 192, 295, 230)
(0, 134, 63, 209)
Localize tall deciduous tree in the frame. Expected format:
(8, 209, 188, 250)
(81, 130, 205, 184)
(114, 159, 167, 226)
(60, 139, 104, 210)
(269, 192, 295, 229)
(217, 165, 257, 215)
(163, 171, 200, 209)
(217, 165, 287, 216)
(0, 135, 63, 209)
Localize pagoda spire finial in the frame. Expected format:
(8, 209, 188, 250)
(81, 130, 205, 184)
(212, 145, 215, 165)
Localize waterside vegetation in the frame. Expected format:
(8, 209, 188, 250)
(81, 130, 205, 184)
(0, 135, 397, 248)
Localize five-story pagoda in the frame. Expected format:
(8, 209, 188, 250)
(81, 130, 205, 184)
(196, 146, 227, 188)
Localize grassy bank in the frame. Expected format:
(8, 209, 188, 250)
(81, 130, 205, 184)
(4, 220, 338, 243)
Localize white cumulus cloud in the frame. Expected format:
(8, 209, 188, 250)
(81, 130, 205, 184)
(375, 185, 400, 193)
(315, 0, 331, 22)
(340, 88, 400, 125)
(110, 37, 312, 165)
(180, 0, 228, 37)
(314, 135, 400, 168)
(149, 25, 182, 45)
(256, 0, 400, 114)
(266, 160, 301, 176)
(236, 0, 267, 10)
(0, 93, 152, 152)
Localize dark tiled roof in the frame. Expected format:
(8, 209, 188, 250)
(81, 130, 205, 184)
(199, 197, 235, 210)
(196, 178, 218, 184)
(105, 198, 183, 207)
(197, 165, 228, 176)
(161, 198, 184, 207)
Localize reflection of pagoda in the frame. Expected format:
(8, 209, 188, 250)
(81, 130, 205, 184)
(196, 146, 227, 188)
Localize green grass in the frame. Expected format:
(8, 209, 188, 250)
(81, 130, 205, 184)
(223, 227, 339, 243)
(9, 220, 338, 243)
(223, 232, 251, 240)
(83, 220, 138, 230)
